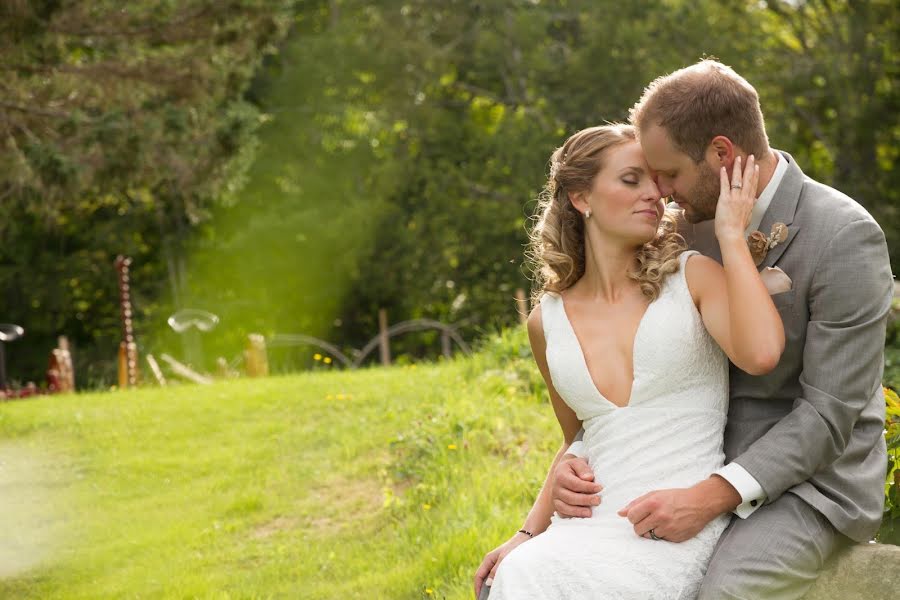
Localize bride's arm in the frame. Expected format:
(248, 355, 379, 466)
(685, 254, 785, 375)
(473, 305, 583, 595)
(519, 304, 585, 533)
(685, 156, 785, 375)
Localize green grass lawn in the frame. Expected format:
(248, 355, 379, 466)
(0, 328, 559, 599)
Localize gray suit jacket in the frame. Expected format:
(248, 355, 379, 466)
(685, 151, 892, 542)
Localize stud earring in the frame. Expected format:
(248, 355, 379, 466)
(584, 209, 592, 219)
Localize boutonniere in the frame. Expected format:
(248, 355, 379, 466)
(747, 222, 788, 266)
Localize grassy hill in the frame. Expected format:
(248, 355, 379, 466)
(3, 325, 897, 598)
(0, 327, 556, 599)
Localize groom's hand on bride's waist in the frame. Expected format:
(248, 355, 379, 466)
(617, 477, 741, 542)
(552, 455, 603, 518)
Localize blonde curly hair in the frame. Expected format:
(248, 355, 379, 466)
(527, 123, 686, 304)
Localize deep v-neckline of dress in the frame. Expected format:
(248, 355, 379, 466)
(558, 292, 655, 409)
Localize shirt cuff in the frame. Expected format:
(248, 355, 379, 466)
(715, 462, 766, 519)
(566, 441, 586, 458)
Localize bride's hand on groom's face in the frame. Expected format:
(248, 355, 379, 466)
(714, 153, 760, 244)
(552, 456, 603, 518)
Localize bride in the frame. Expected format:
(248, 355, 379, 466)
(474, 123, 785, 599)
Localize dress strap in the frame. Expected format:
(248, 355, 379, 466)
(665, 250, 705, 314)
(679, 249, 701, 268)
(676, 250, 701, 290)
(538, 291, 562, 342)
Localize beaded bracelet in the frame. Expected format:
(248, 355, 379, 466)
(517, 528, 534, 538)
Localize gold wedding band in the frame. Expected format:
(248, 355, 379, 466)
(731, 183, 743, 189)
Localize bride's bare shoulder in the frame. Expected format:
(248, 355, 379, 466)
(682, 252, 720, 271)
(527, 303, 543, 338)
(682, 253, 724, 299)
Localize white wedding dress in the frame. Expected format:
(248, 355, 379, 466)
(489, 251, 731, 600)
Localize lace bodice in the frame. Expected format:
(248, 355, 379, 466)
(540, 250, 728, 420)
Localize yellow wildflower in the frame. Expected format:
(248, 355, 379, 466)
(423, 503, 431, 511)
(447, 444, 457, 450)
(313, 353, 322, 361)
(323, 356, 332, 364)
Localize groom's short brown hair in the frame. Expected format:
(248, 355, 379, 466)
(629, 60, 769, 163)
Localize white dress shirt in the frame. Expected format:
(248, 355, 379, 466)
(567, 152, 789, 519)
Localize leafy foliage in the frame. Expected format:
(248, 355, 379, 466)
(0, 1, 897, 384)
(879, 386, 900, 543)
(0, 1, 294, 382)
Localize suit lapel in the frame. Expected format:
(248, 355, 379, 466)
(756, 151, 803, 270)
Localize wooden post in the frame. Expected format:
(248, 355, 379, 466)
(378, 308, 391, 366)
(441, 330, 452, 359)
(47, 359, 60, 393)
(0, 342, 5, 391)
(515, 288, 528, 324)
(115, 256, 140, 387)
(117, 342, 129, 388)
(47, 336, 75, 393)
(216, 357, 235, 378)
(57, 336, 74, 392)
(245, 333, 269, 377)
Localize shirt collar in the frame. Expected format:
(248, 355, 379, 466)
(745, 151, 787, 236)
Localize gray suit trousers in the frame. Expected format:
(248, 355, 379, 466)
(697, 492, 853, 600)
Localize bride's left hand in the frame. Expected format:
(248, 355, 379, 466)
(714, 154, 760, 245)
(474, 531, 532, 596)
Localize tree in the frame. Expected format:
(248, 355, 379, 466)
(0, 1, 294, 383)
(757, 0, 900, 260)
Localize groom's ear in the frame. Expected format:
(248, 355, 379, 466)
(707, 136, 735, 167)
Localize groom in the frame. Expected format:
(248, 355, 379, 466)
(549, 60, 892, 598)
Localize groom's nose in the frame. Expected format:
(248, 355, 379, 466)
(656, 178, 674, 197)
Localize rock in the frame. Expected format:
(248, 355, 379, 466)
(804, 543, 900, 600)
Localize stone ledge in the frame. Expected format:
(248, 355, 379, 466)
(804, 543, 900, 600)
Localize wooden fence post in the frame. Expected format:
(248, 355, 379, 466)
(117, 342, 129, 388)
(441, 330, 451, 358)
(58, 336, 74, 392)
(47, 336, 75, 393)
(115, 256, 140, 387)
(245, 333, 269, 377)
(378, 308, 391, 366)
(515, 288, 528, 324)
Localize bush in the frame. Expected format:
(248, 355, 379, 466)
(879, 386, 900, 544)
